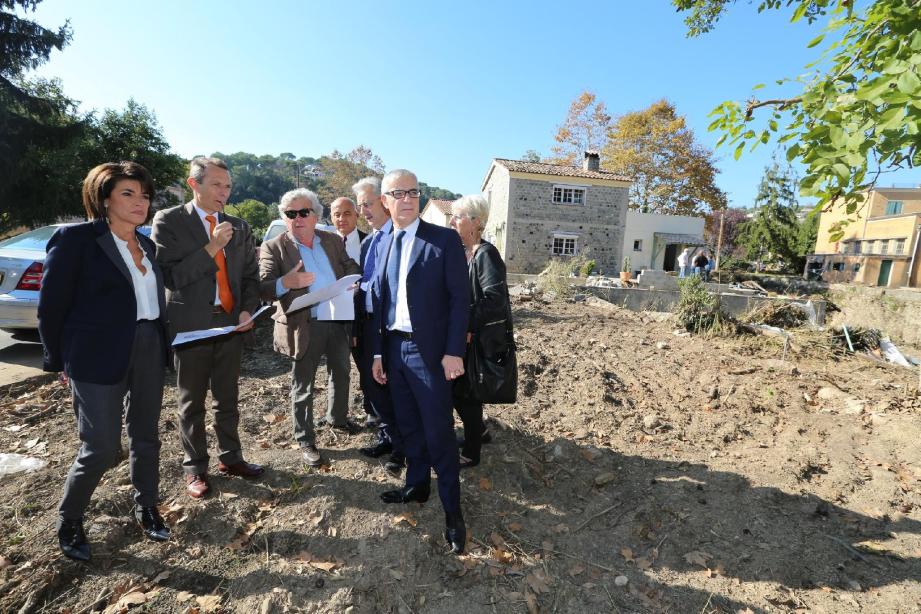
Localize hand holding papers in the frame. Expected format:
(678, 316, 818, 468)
(286, 274, 361, 317)
(172, 304, 273, 347)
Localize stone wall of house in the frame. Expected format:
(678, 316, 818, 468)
(502, 177, 628, 274)
(483, 165, 510, 256)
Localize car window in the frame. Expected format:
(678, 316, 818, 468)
(0, 226, 63, 250)
(264, 223, 286, 243)
(137, 226, 152, 237)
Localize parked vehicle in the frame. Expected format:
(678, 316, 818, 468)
(0, 224, 151, 331)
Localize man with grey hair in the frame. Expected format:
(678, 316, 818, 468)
(330, 197, 365, 265)
(352, 176, 405, 472)
(259, 188, 361, 467)
(369, 168, 469, 553)
(152, 156, 263, 499)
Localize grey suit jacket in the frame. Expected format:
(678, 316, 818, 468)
(259, 229, 360, 360)
(151, 201, 260, 339)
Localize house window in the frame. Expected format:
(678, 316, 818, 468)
(551, 234, 577, 256)
(552, 185, 586, 205)
(633, 239, 642, 251)
(854, 263, 861, 272)
(880, 240, 889, 255)
(851, 241, 861, 254)
(894, 238, 906, 255)
(832, 262, 845, 271)
(885, 201, 903, 215)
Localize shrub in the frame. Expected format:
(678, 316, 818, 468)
(580, 259, 597, 277)
(675, 275, 734, 334)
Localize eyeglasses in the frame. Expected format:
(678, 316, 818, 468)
(384, 189, 421, 199)
(283, 209, 315, 219)
(451, 213, 476, 221)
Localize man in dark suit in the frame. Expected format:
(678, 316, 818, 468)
(352, 177, 404, 473)
(151, 156, 263, 499)
(370, 169, 469, 554)
(258, 188, 361, 467)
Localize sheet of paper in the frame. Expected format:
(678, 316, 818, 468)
(171, 304, 274, 347)
(286, 274, 361, 315)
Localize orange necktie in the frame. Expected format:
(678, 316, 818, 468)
(205, 215, 235, 314)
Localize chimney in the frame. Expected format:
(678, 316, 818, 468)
(583, 150, 600, 172)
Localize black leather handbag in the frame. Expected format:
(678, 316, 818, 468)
(461, 247, 517, 404)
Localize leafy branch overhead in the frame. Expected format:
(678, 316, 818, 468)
(673, 0, 921, 236)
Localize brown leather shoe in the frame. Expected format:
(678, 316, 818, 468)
(185, 474, 210, 499)
(218, 460, 265, 479)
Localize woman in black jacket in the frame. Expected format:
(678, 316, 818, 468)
(449, 194, 511, 468)
(38, 162, 171, 561)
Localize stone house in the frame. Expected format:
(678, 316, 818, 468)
(480, 153, 631, 274)
(808, 187, 921, 287)
(420, 198, 454, 227)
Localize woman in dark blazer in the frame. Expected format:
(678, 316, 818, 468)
(38, 162, 171, 561)
(449, 194, 511, 469)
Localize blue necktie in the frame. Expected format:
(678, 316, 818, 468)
(386, 230, 405, 328)
(362, 231, 381, 283)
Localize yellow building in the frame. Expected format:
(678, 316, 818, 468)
(809, 187, 921, 287)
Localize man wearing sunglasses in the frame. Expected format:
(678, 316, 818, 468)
(258, 189, 361, 468)
(369, 169, 469, 554)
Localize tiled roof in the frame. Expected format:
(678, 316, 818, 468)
(427, 199, 454, 215)
(493, 158, 631, 182)
(875, 187, 921, 200)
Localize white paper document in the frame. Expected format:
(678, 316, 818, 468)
(171, 304, 273, 347)
(286, 274, 361, 319)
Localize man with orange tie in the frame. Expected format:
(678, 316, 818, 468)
(151, 157, 264, 499)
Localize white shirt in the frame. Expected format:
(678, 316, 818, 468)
(193, 203, 223, 306)
(341, 228, 362, 265)
(363, 218, 392, 313)
(112, 233, 160, 321)
(387, 217, 419, 333)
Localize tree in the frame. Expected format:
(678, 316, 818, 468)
(85, 100, 185, 208)
(673, 0, 921, 238)
(0, 0, 83, 233)
(549, 91, 611, 166)
(737, 162, 807, 272)
(602, 99, 727, 215)
(225, 199, 273, 239)
(521, 149, 542, 162)
(704, 207, 750, 258)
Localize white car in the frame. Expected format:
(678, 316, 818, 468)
(0, 224, 151, 330)
(262, 219, 334, 243)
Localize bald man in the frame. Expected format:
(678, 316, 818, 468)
(330, 197, 365, 266)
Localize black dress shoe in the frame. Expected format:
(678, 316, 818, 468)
(134, 506, 170, 542)
(459, 454, 480, 470)
(444, 510, 466, 555)
(359, 441, 393, 459)
(58, 519, 90, 561)
(385, 453, 405, 474)
(380, 484, 430, 504)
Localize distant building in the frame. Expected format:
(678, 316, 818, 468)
(480, 152, 631, 274)
(808, 187, 921, 287)
(623, 211, 705, 275)
(420, 198, 454, 227)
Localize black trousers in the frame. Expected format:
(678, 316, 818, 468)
(453, 395, 485, 463)
(59, 321, 164, 521)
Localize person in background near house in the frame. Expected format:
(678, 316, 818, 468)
(693, 251, 709, 281)
(330, 197, 365, 266)
(259, 188, 362, 468)
(151, 157, 264, 500)
(353, 176, 406, 473)
(449, 194, 509, 469)
(677, 247, 691, 278)
(706, 253, 716, 280)
(370, 169, 469, 554)
(40, 162, 171, 561)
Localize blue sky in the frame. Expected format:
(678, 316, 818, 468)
(28, 0, 918, 208)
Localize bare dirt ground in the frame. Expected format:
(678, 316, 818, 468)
(2, 295, 921, 614)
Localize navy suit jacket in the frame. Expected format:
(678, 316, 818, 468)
(370, 219, 469, 372)
(38, 220, 169, 384)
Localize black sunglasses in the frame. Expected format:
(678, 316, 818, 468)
(283, 209, 314, 219)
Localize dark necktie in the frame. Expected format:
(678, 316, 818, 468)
(343, 235, 347, 245)
(362, 231, 381, 283)
(385, 230, 405, 328)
